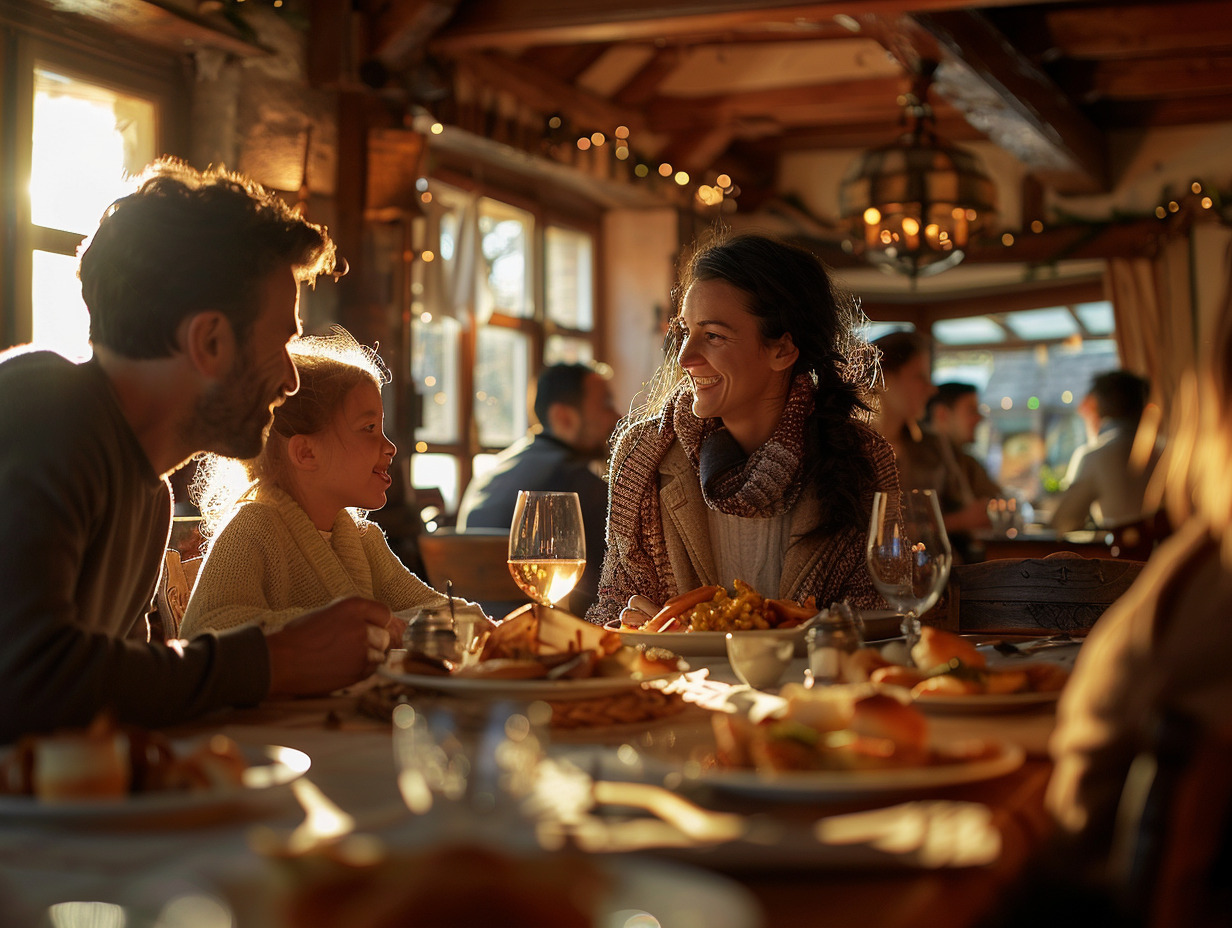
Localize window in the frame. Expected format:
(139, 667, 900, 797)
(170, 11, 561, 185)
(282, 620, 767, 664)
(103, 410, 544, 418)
(408, 182, 601, 520)
(27, 68, 157, 360)
(1, 26, 178, 357)
(931, 302, 1121, 513)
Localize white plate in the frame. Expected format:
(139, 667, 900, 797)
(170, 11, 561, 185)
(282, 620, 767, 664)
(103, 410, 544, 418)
(617, 624, 808, 657)
(377, 665, 686, 701)
(913, 690, 1061, 713)
(674, 738, 1024, 802)
(0, 744, 310, 823)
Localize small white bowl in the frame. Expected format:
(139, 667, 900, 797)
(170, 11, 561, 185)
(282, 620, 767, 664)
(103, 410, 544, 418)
(725, 631, 796, 691)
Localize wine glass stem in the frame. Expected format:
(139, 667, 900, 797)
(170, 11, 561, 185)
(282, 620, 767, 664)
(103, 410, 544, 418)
(901, 610, 922, 653)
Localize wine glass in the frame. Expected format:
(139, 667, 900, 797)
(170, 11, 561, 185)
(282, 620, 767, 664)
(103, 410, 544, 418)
(866, 489, 952, 653)
(508, 491, 586, 609)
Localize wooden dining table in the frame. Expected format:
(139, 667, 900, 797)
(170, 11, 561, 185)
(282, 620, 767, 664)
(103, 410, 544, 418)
(0, 647, 1066, 928)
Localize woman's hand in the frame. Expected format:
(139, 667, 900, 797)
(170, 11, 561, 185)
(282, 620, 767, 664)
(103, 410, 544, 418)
(619, 594, 661, 628)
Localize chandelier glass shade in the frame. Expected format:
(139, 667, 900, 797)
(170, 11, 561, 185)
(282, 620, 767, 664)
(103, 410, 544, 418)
(840, 83, 997, 278)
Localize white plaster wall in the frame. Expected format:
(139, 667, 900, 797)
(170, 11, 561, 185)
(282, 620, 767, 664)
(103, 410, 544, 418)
(602, 208, 679, 415)
(1053, 122, 1232, 221)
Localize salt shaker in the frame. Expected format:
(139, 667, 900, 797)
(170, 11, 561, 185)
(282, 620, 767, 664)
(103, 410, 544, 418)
(806, 600, 864, 686)
(402, 606, 461, 663)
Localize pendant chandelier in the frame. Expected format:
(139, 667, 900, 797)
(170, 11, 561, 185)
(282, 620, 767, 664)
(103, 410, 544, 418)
(839, 66, 996, 278)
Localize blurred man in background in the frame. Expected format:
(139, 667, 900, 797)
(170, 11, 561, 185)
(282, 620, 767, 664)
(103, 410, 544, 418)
(457, 363, 620, 613)
(1050, 369, 1161, 533)
(926, 381, 1002, 505)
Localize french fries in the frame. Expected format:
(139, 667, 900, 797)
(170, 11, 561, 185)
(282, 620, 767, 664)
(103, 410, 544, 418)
(627, 580, 817, 633)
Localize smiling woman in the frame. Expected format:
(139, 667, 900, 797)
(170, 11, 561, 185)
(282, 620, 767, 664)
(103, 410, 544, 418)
(587, 232, 901, 627)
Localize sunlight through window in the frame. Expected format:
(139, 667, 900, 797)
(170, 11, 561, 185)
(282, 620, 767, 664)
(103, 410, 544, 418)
(29, 67, 156, 359)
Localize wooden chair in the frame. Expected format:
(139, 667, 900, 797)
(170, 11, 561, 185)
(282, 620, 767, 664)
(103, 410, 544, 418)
(154, 548, 201, 641)
(944, 552, 1144, 635)
(1108, 711, 1232, 928)
(416, 528, 531, 617)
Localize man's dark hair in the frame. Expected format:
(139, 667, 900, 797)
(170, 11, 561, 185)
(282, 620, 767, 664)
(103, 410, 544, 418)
(79, 158, 336, 359)
(1090, 369, 1150, 421)
(532, 363, 595, 430)
(926, 381, 979, 421)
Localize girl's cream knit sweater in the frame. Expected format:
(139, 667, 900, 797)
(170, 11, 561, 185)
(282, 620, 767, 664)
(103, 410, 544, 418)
(180, 486, 449, 637)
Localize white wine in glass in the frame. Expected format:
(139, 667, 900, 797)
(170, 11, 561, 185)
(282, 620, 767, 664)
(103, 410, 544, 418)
(866, 489, 952, 652)
(508, 491, 586, 608)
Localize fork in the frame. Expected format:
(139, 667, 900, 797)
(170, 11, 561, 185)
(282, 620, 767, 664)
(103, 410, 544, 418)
(989, 634, 1075, 657)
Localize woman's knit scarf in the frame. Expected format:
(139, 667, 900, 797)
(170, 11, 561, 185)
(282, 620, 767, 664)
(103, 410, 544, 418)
(608, 374, 817, 602)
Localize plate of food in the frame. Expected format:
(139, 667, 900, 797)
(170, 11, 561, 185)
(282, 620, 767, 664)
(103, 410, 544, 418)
(842, 627, 1071, 713)
(612, 581, 818, 656)
(0, 717, 310, 823)
(380, 603, 688, 701)
(666, 682, 1024, 801)
(688, 739, 1024, 801)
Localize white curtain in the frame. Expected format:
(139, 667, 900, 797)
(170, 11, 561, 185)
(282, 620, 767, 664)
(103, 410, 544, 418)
(423, 190, 479, 321)
(1107, 223, 1232, 423)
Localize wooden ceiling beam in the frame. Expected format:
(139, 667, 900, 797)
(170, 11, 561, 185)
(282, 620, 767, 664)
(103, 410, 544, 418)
(370, 0, 459, 70)
(644, 76, 909, 132)
(963, 216, 1174, 264)
(770, 111, 985, 150)
(429, 0, 1043, 51)
(613, 46, 684, 106)
(19, 0, 267, 57)
(1044, 1, 1232, 60)
(453, 50, 647, 134)
(1084, 54, 1232, 100)
(1091, 91, 1232, 128)
(520, 43, 610, 83)
(912, 9, 1109, 195)
(658, 126, 742, 175)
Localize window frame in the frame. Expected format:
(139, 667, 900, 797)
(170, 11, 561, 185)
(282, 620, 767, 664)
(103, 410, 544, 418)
(409, 170, 604, 513)
(0, 24, 185, 349)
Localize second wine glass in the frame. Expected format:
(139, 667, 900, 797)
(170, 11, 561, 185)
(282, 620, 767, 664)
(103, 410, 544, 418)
(866, 489, 953, 652)
(507, 490, 586, 609)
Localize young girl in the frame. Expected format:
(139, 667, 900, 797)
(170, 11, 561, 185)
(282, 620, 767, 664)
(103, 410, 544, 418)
(180, 329, 478, 638)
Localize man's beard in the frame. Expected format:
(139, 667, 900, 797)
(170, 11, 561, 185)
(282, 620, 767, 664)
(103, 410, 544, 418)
(193, 356, 282, 460)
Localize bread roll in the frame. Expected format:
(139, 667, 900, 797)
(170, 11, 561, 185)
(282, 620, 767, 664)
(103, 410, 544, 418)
(850, 693, 929, 753)
(845, 647, 892, 683)
(34, 730, 129, 800)
(780, 683, 857, 732)
(910, 627, 986, 672)
(631, 645, 681, 676)
(911, 674, 983, 698)
(870, 664, 927, 689)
